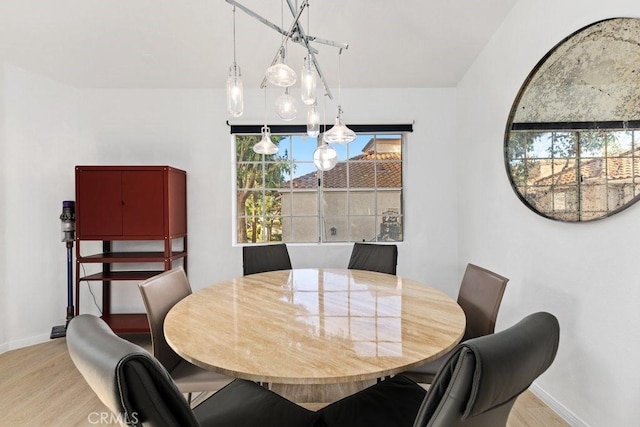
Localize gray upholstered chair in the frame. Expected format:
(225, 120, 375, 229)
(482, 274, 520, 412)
(242, 243, 292, 276)
(319, 312, 560, 427)
(139, 267, 232, 403)
(67, 314, 321, 427)
(403, 263, 508, 383)
(347, 242, 398, 275)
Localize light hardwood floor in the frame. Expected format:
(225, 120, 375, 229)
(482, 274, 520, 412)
(0, 336, 570, 426)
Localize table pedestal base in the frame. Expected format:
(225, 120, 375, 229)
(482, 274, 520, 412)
(269, 379, 377, 409)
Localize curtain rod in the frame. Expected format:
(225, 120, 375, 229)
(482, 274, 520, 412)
(511, 120, 640, 131)
(226, 121, 414, 134)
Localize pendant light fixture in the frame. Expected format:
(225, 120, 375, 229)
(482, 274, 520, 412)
(323, 49, 355, 144)
(253, 125, 279, 155)
(253, 89, 279, 155)
(226, 0, 352, 125)
(313, 92, 337, 171)
(323, 105, 356, 144)
(307, 102, 320, 137)
(300, 7, 316, 106)
(275, 87, 298, 121)
(266, 46, 297, 88)
(313, 142, 338, 171)
(226, 5, 243, 117)
(301, 56, 317, 105)
(265, 1, 296, 88)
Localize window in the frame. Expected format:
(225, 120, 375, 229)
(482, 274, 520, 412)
(234, 130, 404, 244)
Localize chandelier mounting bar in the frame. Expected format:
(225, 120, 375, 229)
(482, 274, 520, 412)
(226, 0, 288, 38)
(225, 0, 349, 100)
(283, 0, 333, 100)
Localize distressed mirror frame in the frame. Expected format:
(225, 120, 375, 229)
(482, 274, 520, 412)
(504, 18, 640, 222)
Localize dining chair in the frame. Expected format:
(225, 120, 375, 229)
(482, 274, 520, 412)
(242, 243, 292, 276)
(347, 242, 398, 275)
(402, 263, 509, 384)
(318, 311, 560, 427)
(138, 267, 232, 403)
(66, 314, 322, 427)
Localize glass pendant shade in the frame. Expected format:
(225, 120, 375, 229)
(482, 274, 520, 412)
(307, 104, 320, 137)
(313, 143, 338, 171)
(323, 109, 356, 144)
(301, 57, 317, 105)
(266, 62, 297, 88)
(253, 125, 279, 155)
(226, 64, 243, 117)
(275, 89, 298, 121)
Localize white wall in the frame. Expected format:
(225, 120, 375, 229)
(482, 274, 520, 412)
(1, 65, 84, 350)
(77, 87, 459, 293)
(457, 1, 640, 426)
(0, 82, 459, 350)
(0, 64, 7, 350)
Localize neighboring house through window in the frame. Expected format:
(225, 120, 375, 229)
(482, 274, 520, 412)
(507, 128, 640, 221)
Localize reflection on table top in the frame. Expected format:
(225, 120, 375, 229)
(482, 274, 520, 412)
(165, 268, 465, 385)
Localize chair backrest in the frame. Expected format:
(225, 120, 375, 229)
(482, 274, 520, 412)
(414, 312, 560, 427)
(242, 243, 292, 276)
(457, 263, 509, 342)
(67, 314, 198, 427)
(347, 242, 398, 275)
(139, 266, 192, 372)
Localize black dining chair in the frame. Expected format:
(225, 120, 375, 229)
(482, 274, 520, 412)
(318, 312, 560, 427)
(66, 314, 322, 427)
(347, 242, 398, 275)
(242, 243, 292, 276)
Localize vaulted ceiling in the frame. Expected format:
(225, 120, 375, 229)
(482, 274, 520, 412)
(0, 0, 518, 89)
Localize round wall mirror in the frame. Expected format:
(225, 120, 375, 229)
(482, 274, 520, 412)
(505, 18, 640, 222)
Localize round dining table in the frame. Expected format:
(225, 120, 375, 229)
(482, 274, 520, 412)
(164, 268, 465, 405)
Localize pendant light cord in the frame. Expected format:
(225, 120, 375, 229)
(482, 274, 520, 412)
(338, 49, 342, 102)
(280, 0, 285, 62)
(232, 6, 237, 64)
(322, 90, 327, 136)
(263, 87, 268, 128)
(338, 48, 343, 117)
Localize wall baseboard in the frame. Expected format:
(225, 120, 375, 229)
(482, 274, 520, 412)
(0, 332, 50, 354)
(530, 383, 589, 427)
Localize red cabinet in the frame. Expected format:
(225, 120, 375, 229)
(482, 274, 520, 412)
(74, 166, 187, 333)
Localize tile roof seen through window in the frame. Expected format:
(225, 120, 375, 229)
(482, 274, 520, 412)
(286, 138, 402, 189)
(532, 147, 640, 186)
